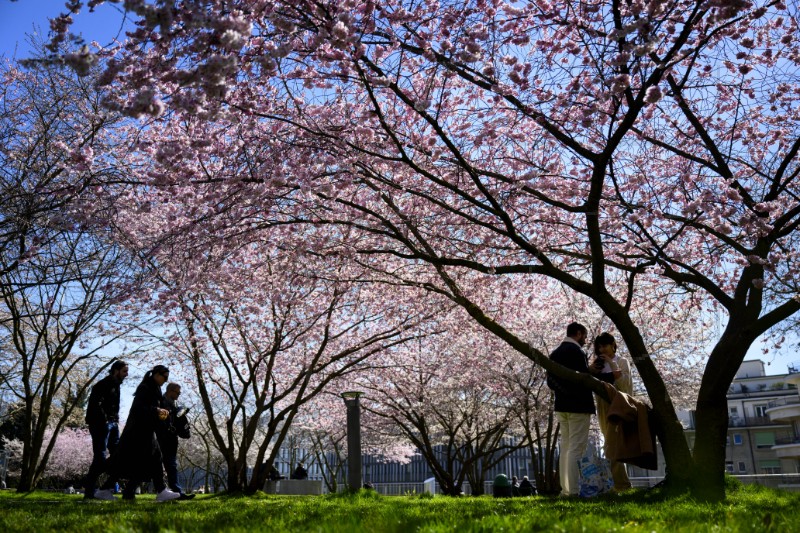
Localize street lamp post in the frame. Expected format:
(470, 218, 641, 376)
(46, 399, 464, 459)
(341, 391, 363, 492)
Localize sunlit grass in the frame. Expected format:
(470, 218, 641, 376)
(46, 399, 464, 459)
(1, 483, 798, 532)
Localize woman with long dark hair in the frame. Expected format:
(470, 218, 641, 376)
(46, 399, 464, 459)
(95, 365, 181, 502)
(589, 333, 633, 492)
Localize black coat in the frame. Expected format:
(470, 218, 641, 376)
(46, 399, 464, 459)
(112, 377, 164, 478)
(547, 340, 596, 414)
(156, 397, 190, 458)
(518, 478, 535, 496)
(291, 465, 308, 480)
(85, 375, 121, 426)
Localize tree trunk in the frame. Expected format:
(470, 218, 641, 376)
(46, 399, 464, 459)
(466, 465, 485, 496)
(429, 464, 460, 496)
(204, 447, 211, 493)
(16, 469, 36, 493)
(226, 455, 248, 493)
(649, 401, 694, 492)
(688, 329, 752, 501)
(610, 316, 696, 494)
(248, 462, 267, 493)
(439, 480, 462, 496)
(690, 397, 729, 501)
(532, 415, 560, 495)
(16, 436, 41, 492)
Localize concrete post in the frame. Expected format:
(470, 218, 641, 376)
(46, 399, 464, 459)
(341, 391, 363, 491)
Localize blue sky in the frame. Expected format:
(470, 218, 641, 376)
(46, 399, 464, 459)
(0, 0, 130, 59)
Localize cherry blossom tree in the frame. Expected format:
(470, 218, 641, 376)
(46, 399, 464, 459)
(122, 227, 438, 493)
(502, 361, 561, 495)
(352, 279, 706, 495)
(3, 427, 92, 489)
(358, 332, 526, 496)
(290, 392, 415, 492)
(300, 420, 347, 493)
(42, 427, 93, 487)
(0, 56, 146, 492)
(49, 0, 800, 499)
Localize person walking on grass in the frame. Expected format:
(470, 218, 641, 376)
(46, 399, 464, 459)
(95, 365, 180, 502)
(157, 382, 195, 500)
(546, 322, 595, 497)
(83, 360, 128, 500)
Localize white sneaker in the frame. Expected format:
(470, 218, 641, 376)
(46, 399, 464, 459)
(94, 489, 117, 501)
(156, 488, 181, 502)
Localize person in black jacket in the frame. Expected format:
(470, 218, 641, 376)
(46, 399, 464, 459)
(518, 475, 536, 496)
(291, 462, 309, 480)
(83, 360, 128, 499)
(96, 365, 180, 502)
(156, 382, 194, 500)
(546, 322, 595, 497)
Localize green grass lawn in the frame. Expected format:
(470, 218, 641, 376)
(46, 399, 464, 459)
(1, 482, 798, 532)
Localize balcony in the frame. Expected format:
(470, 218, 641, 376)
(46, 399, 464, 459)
(773, 436, 800, 459)
(766, 398, 800, 423)
(729, 415, 783, 428)
(786, 364, 800, 388)
(681, 412, 792, 431)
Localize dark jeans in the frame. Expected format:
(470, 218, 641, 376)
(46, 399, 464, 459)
(84, 422, 119, 494)
(162, 450, 182, 493)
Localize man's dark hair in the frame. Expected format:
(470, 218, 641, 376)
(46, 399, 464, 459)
(566, 322, 587, 337)
(110, 360, 128, 374)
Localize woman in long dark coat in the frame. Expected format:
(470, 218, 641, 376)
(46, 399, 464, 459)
(96, 365, 180, 502)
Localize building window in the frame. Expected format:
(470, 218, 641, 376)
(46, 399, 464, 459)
(738, 461, 747, 473)
(754, 404, 768, 418)
(755, 432, 776, 448)
(733, 434, 743, 446)
(725, 461, 734, 473)
(759, 460, 781, 474)
(729, 406, 739, 416)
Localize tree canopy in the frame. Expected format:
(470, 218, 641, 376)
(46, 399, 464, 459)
(36, 0, 800, 499)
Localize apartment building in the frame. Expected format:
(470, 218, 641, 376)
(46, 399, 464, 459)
(718, 360, 799, 475)
(630, 359, 800, 479)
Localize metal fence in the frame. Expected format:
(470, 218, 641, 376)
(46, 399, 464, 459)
(345, 481, 495, 496)
(630, 474, 800, 492)
(366, 475, 800, 495)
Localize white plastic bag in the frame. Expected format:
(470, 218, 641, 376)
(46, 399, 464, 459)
(578, 453, 613, 497)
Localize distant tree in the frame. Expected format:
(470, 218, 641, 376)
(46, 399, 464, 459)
(174, 415, 225, 494)
(41, 427, 93, 487)
(0, 402, 25, 451)
(290, 392, 415, 492)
